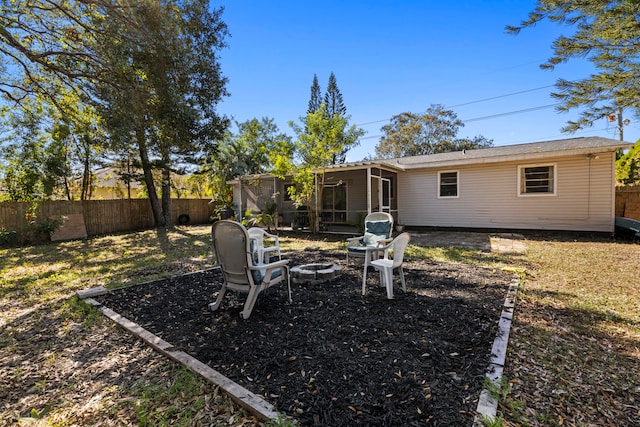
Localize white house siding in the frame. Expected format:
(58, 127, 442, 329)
(397, 153, 616, 232)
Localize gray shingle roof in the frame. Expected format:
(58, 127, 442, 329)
(370, 136, 634, 170)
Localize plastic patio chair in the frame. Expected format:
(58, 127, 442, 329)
(209, 220, 291, 319)
(247, 227, 282, 264)
(346, 212, 394, 264)
(346, 212, 394, 291)
(368, 232, 411, 299)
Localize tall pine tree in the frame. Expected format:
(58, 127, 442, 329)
(308, 74, 322, 115)
(323, 72, 348, 163)
(324, 72, 346, 117)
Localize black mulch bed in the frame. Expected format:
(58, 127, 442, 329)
(96, 249, 513, 426)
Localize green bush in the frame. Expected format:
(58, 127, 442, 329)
(34, 217, 63, 236)
(0, 226, 17, 245)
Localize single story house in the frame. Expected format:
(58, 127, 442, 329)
(230, 137, 634, 233)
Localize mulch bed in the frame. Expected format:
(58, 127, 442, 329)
(96, 249, 513, 426)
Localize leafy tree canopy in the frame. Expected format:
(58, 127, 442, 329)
(507, 0, 640, 137)
(272, 105, 364, 232)
(616, 142, 640, 185)
(205, 117, 290, 205)
(375, 104, 493, 159)
(0, 0, 230, 225)
(306, 72, 351, 163)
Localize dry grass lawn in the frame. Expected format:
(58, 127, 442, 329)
(0, 226, 638, 426)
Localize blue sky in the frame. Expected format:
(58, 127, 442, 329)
(217, 1, 639, 162)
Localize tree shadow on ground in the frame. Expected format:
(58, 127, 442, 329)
(503, 287, 640, 426)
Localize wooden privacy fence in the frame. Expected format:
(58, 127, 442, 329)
(616, 186, 640, 221)
(0, 199, 215, 244)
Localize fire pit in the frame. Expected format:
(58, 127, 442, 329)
(290, 263, 342, 285)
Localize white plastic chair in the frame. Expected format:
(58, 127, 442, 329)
(210, 221, 291, 319)
(368, 232, 411, 299)
(346, 212, 394, 291)
(247, 227, 282, 264)
(346, 212, 394, 263)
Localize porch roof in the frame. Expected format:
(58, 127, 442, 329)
(227, 162, 403, 184)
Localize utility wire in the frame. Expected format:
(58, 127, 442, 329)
(357, 103, 561, 140)
(462, 103, 560, 122)
(356, 85, 556, 127)
(448, 85, 555, 108)
(358, 123, 621, 143)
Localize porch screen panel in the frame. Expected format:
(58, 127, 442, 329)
(322, 183, 347, 222)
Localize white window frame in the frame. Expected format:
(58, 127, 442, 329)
(517, 163, 557, 197)
(437, 170, 459, 198)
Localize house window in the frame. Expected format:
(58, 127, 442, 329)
(519, 164, 556, 195)
(438, 171, 458, 198)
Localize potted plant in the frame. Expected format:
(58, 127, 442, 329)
(213, 189, 235, 220)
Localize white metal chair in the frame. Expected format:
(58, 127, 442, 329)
(368, 232, 411, 299)
(210, 220, 291, 319)
(247, 227, 282, 264)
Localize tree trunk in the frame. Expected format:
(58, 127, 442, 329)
(81, 156, 91, 200)
(161, 165, 172, 226)
(137, 129, 165, 227)
(63, 176, 72, 200)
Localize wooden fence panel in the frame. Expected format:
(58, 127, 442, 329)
(0, 199, 214, 244)
(0, 202, 27, 237)
(172, 199, 215, 224)
(616, 186, 640, 220)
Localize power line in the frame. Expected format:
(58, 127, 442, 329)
(356, 85, 556, 127)
(358, 123, 626, 144)
(462, 103, 560, 122)
(357, 102, 561, 140)
(448, 85, 555, 108)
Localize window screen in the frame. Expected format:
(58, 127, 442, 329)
(439, 171, 458, 197)
(520, 165, 554, 194)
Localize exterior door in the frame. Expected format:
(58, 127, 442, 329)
(381, 178, 391, 213)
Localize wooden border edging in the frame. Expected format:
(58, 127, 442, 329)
(81, 293, 279, 420)
(473, 275, 520, 426)
(81, 272, 518, 425)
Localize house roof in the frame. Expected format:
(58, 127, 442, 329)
(230, 137, 634, 182)
(92, 166, 143, 188)
(328, 136, 633, 171)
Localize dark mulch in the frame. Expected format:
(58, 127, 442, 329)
(96, 249, 512, 426)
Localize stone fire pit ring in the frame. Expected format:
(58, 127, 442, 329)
(290, 263, 342, 285)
